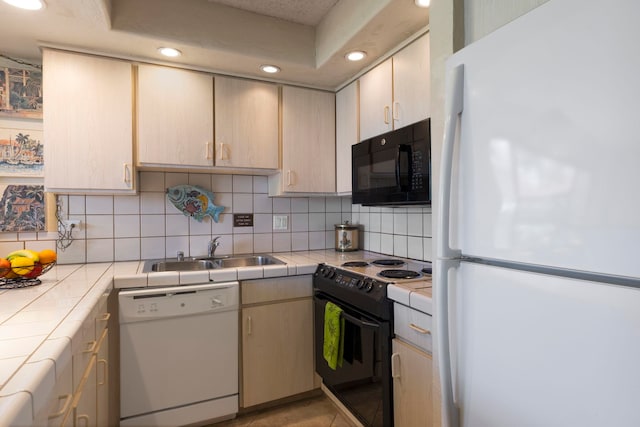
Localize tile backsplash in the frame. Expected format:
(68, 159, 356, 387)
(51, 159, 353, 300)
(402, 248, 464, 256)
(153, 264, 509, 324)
(0, 172, 433, 264)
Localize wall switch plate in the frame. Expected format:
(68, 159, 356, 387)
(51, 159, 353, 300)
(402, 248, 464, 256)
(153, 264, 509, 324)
(273, 215, 288, 231)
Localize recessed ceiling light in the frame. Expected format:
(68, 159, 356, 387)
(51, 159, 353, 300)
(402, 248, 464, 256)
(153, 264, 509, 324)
(260, 65, 280, 74)
(2, 0, 45, 10)
(158, 47, 182, 57)
(345, 51, 367, 62)
(414, 0, 430, 8)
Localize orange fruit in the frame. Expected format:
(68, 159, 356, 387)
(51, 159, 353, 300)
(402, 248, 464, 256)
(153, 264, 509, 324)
(0, 258, 10, 278)
(38, 249, 57, 265)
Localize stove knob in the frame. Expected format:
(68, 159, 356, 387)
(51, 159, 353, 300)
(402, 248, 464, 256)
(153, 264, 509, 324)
(363, 280, 374, 292)
(355, 279, 364, 289)
(327, 268, 336, 279)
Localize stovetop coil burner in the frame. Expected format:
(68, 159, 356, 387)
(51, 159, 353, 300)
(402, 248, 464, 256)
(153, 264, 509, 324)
(378, 269, 422, 280)
(341, 261, 370, 268)
(372, 259, 406, 267)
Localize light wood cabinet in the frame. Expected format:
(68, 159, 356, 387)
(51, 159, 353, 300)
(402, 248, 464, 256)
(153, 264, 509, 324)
(43, 49, 135, 194)
(391, 338, 433, 427)
(95, 328, 109, 426)
(359, 32, 431, 141)
(269, 86, 336, 195)
(214, 76, 279, 169)
(335, 81, 359, 194)
(240, 276, 315, 408)
(137, 64, 214, 167)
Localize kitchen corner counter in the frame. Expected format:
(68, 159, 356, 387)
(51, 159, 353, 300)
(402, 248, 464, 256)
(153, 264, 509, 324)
(388, 280, 433, 315)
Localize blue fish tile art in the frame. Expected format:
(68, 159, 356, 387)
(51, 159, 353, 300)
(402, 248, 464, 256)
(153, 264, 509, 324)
(166, 185, 225, 223)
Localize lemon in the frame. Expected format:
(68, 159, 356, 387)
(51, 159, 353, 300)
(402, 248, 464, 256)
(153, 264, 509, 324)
(10, 256, 35, 276)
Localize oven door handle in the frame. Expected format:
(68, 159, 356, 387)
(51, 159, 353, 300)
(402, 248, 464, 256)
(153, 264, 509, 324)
(341, 311, 380, 329)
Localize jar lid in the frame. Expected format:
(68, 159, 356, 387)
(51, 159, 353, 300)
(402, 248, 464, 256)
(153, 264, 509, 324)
(335, 220, 358, 230)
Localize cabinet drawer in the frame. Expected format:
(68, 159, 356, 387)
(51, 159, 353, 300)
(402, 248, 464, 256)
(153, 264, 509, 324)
(241, 275, 312, 305)
(394, 303, 432, 353)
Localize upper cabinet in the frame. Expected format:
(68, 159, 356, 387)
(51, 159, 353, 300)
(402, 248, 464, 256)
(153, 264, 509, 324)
(214, 76, 279, 169)
(43, 49, 135, 194)
(137, 64, 214, 167)
(270, 86, 336, 195)
(335, 81, 359, 194)
(359, 32, 431, 141)
(137, 66, 279, 171)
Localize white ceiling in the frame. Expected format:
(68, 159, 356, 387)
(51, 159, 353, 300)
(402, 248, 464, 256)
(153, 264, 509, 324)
(0, 0, 429, 90)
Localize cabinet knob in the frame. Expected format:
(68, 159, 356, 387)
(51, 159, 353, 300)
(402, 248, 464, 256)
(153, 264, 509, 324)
(384, 105, 390, 124)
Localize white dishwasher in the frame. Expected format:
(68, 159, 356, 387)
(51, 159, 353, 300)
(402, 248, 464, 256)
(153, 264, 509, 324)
(119, 282, 239, 427)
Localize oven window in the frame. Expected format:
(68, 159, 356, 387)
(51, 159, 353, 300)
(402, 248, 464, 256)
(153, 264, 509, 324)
(313, 296, 391, 427)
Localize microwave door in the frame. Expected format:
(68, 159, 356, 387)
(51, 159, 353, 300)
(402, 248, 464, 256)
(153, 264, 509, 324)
(396, 144, 413, 192)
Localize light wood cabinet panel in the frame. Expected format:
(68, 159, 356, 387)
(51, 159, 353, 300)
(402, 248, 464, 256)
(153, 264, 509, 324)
(66, 355, 97, 427)
(335, 81, 359, 194)
(359, 32, 431, 141)
(43, 49, 135, 194)
(359, 58, 393, 141)
(392, 339, 433, 427)
(393, 33, 431, 129)
(95, 328, 109, 427)
(241, 298, 315, 407)
(273, 86, 335, 194)
(137, 64, 214, 167)
(214, 76, 279, 169)
(241, 275, 312, 305)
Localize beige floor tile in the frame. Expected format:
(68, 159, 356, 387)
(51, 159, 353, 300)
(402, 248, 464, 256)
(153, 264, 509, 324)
(209, 395, 357, 427)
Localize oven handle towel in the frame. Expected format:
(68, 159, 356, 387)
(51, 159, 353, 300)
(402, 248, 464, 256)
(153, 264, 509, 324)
(323, 301, 345, 370)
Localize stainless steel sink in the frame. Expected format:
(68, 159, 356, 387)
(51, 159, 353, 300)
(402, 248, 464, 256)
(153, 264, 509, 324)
(207, 255, 285, 269)
(142, 254, 284, 272)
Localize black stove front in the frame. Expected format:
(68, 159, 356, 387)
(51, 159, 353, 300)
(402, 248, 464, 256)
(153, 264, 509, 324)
(313, 264, 394, 427)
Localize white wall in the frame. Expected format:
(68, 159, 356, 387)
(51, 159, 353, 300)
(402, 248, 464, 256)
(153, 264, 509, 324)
(464, 0, 549, 44)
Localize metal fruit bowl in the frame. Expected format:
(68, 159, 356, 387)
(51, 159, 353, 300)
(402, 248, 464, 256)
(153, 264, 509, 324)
(0, 261, 56, 289)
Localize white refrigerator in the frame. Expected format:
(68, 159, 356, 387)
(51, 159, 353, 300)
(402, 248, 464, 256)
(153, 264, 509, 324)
(435, 1, 640, 426)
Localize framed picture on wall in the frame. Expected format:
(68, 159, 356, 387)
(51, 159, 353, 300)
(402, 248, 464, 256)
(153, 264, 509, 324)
(0, 66, 43, 119)
(0, 184, 45, 232)
(0, 127, 43, 176)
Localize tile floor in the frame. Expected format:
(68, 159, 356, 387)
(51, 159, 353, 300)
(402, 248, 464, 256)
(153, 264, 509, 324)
(209, 395, 357, 427)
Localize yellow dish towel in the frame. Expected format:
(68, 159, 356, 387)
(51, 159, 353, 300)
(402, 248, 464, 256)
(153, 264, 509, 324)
(323, 301, 345, 370)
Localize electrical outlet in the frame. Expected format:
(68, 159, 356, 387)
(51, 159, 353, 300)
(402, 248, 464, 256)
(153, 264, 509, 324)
(60, 219, 81, 229)
(273, 215, 288, 231)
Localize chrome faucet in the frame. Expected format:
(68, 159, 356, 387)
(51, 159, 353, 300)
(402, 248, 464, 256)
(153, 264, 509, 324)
(208, 236, 221, 258)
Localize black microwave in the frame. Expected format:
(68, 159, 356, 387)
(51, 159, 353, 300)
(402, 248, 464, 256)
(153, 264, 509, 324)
(352, 119, 431, 206)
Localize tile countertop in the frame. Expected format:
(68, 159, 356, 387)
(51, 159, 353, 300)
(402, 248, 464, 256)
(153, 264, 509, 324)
(0, 249, 432, 423)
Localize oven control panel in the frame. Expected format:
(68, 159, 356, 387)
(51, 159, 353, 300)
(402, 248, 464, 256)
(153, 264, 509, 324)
(315, 265, 385, 297)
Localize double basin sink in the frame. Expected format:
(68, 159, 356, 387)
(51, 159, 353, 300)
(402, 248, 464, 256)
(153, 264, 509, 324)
(142, 254, 285, 273)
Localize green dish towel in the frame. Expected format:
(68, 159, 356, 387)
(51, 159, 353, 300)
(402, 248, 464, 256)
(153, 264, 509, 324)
(323, 301, 345, 370)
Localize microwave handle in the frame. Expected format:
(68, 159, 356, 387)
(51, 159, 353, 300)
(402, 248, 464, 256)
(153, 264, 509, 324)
(396, 144, 413, 191)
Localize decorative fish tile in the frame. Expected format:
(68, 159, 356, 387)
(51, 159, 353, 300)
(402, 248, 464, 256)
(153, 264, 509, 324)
(166, 185, 224, 223)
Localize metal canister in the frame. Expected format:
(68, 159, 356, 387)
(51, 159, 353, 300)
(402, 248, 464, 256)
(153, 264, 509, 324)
(335, 221, 360, 252)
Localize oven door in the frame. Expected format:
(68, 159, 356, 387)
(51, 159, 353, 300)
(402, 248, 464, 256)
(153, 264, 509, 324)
(314, 293, 392, 427)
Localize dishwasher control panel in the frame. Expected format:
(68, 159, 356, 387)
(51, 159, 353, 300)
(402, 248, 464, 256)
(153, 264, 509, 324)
(119, 282, 239, 323)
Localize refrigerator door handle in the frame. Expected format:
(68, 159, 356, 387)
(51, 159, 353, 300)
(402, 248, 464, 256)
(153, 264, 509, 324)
(438, 64, 465, 260)
(436, 64, 465, 427)
(436, 258, 461, 427)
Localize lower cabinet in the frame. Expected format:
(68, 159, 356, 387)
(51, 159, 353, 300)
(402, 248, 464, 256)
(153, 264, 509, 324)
(391, 339, 433, 427)
(240, 276, 315, 408)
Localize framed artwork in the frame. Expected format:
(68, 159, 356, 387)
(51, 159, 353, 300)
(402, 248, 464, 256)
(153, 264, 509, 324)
(0, 128, 43, 176)
(0, 66, 43, 119)
(0, 184, 45, 232)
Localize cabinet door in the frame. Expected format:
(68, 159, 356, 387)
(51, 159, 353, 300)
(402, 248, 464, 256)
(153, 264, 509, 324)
(335, 81, 359, 194)
(214, 76, 279, 169)
(70, 355, 97, 427)
(242, 298, 315, 407)
(391, 339, 433, 427)
(393, 33, 431, 129)
(95, 328, 109, 427)
(281, 86, 335, 193)
(137, 64, 214, 167)
(359, 58, 393, 140)
(43, 49, 134, 193)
